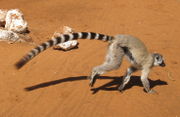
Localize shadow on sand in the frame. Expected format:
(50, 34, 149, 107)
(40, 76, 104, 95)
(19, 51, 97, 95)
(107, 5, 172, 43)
(24, 76, 168, 94)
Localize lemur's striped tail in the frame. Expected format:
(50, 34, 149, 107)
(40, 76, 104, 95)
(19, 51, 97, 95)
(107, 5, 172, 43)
(15, 32, 113, 69)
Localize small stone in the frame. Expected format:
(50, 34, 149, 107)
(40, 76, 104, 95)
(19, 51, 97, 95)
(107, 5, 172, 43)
(0, 29, 19, 42)
(5, 9, 28, 33)
(0, 9, 7, 23)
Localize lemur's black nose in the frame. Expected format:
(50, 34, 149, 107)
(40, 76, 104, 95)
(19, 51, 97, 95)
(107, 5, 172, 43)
(160, 61, 166, 67)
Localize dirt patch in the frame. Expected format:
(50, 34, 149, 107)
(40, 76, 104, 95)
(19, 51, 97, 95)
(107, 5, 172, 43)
(0, 0, 180, 117)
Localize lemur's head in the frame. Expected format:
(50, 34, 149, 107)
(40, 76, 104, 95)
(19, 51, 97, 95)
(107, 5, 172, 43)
(153, 53, 166, 67)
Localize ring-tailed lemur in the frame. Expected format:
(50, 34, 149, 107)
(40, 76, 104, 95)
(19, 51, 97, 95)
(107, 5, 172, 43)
(15, 32, 165, 93)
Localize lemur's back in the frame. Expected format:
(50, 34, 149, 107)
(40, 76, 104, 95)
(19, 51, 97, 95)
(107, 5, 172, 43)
(113, 34, 150, 65)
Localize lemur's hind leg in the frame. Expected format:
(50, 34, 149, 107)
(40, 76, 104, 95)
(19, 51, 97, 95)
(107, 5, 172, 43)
(88, 42, 125, 87)
(118, 66, 137, 92)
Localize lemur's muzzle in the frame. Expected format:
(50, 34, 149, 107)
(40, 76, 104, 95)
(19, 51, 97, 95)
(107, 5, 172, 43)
(160, 61, 166, 67)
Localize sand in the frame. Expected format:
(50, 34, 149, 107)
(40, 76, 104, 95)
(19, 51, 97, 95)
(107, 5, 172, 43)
(0, 0, 180, 117)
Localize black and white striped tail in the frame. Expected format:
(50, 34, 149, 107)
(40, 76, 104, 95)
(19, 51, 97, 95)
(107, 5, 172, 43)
(15, 32, 113, 69)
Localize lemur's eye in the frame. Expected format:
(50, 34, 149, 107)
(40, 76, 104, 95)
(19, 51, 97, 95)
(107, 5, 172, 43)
(156, 56, 160, 60)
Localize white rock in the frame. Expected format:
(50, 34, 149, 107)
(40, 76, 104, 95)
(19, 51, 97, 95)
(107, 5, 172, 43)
(57, 40, 78, 50)
(53, 26, 78, 51)
(0, 29, 19, 42)
(63, 26, 74, 34)
(0, 9, 7, 22)
(5, 9, 28, 33)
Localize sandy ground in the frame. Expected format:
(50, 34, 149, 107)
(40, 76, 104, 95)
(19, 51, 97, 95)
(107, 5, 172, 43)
(0, 0, 180, 117)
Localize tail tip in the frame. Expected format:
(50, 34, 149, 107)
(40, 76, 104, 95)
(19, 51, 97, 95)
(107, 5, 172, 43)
(15, 59, 27, 69)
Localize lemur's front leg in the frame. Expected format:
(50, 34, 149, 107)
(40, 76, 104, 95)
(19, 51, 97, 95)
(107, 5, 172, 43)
(141, 68, 158, 94)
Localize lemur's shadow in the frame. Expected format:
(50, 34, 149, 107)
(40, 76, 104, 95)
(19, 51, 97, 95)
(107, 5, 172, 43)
(24, 76, 168, 94)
